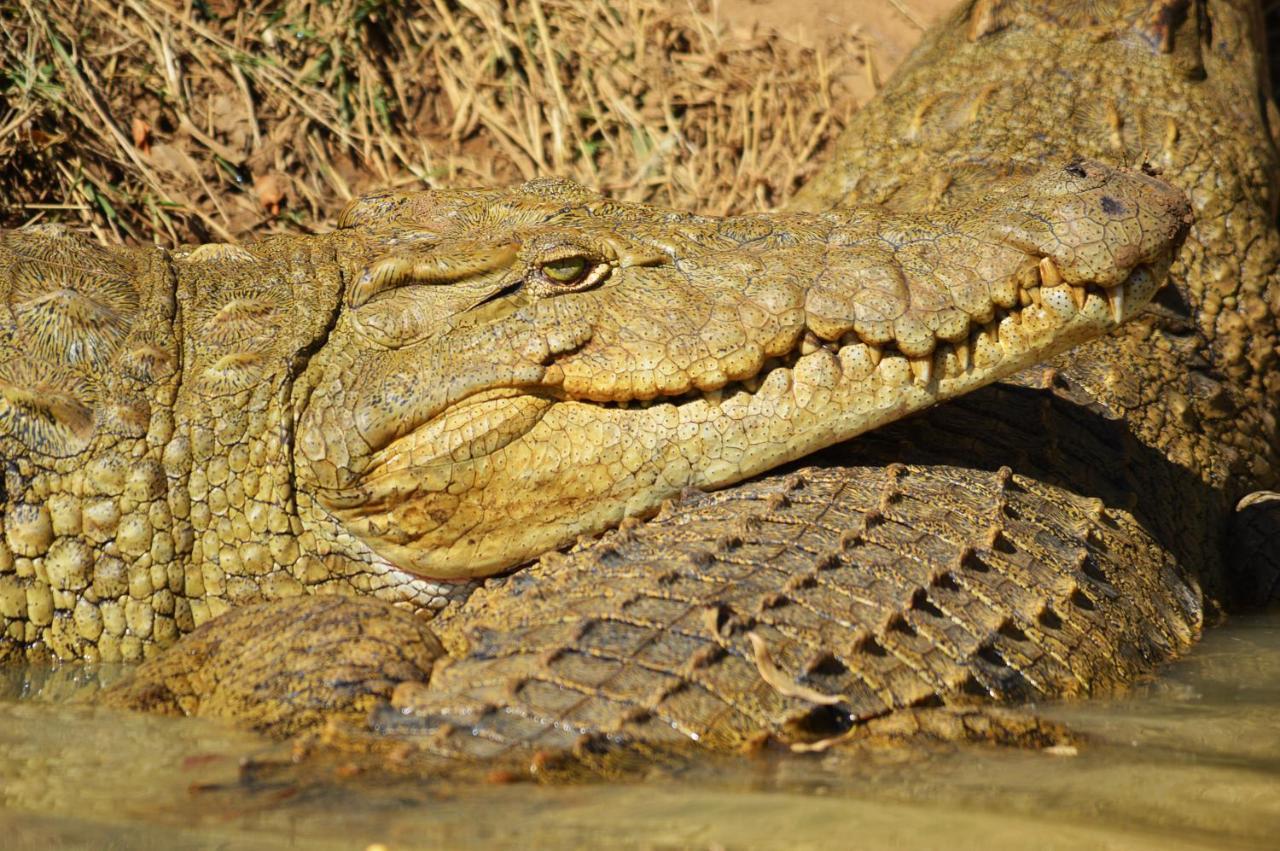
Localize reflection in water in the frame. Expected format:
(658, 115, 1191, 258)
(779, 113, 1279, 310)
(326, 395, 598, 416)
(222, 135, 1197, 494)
(1, 615, 1277, 850)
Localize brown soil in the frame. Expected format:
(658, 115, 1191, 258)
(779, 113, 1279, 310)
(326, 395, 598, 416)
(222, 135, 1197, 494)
(0, 0, 957, 247)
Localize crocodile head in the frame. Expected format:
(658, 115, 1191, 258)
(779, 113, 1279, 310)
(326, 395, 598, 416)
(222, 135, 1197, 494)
(295, 159, 1190, 579)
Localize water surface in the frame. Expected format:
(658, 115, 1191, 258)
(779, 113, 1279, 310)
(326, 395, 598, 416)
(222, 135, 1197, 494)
(2, 615, 1277, 850)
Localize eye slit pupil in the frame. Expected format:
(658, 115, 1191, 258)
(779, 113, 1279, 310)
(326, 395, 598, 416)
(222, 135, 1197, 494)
(542, 256, 589, 284)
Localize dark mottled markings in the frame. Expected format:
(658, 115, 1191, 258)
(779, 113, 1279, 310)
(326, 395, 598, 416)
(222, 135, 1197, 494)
(1100, 195, 1125, 216)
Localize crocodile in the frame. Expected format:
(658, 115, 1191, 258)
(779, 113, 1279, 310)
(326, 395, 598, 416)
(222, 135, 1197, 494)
(0, 160, 1184, 664)
(8, 0, 1279, 759)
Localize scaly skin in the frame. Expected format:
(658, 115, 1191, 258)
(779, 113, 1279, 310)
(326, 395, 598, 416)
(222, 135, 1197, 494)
(103, 0, 1277, 759)
(794, 0, 1280, 500)
(0, 162, 1185, 663)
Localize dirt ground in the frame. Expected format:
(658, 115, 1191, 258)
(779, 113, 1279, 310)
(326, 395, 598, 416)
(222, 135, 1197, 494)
(722, 0, 954, 97)
(0, 0, 959, 247)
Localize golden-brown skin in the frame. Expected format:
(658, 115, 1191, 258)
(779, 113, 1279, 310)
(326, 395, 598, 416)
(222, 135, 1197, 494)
(24, 0, 1280, 768)
(299, 168, 1184, 580)
(0, 161, 1186, 663)
(795, 0, 1280, 498)
(344, 0, 1275, 767)
(102, 0, 1278, 756)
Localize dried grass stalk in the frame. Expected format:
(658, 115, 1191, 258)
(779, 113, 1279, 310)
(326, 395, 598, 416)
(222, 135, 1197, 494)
(0, 0, 866, 246)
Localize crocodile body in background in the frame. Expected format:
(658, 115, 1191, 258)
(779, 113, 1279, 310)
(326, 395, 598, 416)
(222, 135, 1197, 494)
(4, 0, 1276, 763)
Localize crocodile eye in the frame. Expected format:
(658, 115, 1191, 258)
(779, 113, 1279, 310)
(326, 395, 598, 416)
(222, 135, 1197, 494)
(541, 256, 589, 285)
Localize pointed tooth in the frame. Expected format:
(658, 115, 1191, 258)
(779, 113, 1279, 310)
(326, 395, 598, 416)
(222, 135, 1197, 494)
(800, 331, 822, 356)
(1018, 286, 1034, 307)
(867, 345, 883, 367)
(742, 375, 762, 393)
(704, 389, 724, 406)
(909, 355, 933, 386)
(954, 338, 971, 372)
(1071, 285, 1088, 310)
(1039, 256, 1064, 288)
(1105, 288, 1125, 323)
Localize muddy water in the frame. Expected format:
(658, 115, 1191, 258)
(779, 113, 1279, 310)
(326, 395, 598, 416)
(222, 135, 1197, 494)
(1, 614, 1277, 850)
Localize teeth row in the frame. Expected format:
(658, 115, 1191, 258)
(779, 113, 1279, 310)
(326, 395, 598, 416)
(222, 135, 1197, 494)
(597, 259, 1129, 409)
(597, 351, 807, 410)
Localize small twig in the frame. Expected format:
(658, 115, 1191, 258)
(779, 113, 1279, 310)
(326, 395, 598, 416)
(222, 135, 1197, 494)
(887, 0, 926, 31)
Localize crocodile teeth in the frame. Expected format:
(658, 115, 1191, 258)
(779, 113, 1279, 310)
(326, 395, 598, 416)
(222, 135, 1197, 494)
(1038, 256, 1064, 288)
(954, 339, 971, 372)
(1105, 288, 1125, 323)
(867, 345, 883, 367)
(1070, 285, 1088, 310)
(741, 375, 763, 393)
(800, 331, 823, 355)
(908, 355, 933, 386)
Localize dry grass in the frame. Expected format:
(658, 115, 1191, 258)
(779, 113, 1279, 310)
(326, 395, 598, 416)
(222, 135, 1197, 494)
(0, 0, 868, 247)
